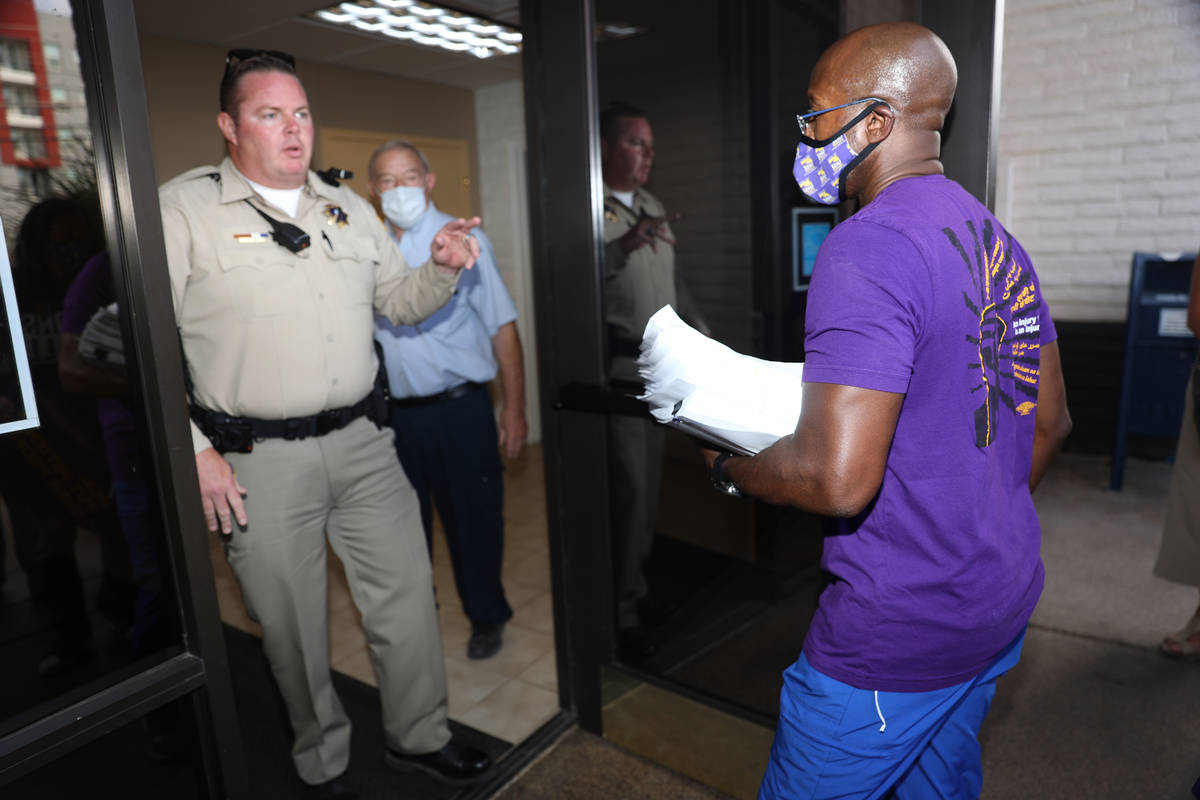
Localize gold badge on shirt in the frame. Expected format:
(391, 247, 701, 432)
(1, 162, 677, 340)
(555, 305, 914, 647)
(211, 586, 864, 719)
(604, 209, 618, 222)
(324, 204, 349, 228)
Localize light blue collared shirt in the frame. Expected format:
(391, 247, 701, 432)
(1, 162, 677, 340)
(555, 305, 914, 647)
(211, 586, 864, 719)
(373, 202, 519, 399)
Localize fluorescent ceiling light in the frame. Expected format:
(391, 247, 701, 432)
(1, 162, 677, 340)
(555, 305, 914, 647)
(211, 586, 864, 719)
(309, 1, 521, 59)
(340, 2, 384, 16)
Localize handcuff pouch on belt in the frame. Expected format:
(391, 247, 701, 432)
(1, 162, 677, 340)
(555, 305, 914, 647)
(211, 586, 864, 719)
(371, 339, 391, 424)
(189, 407, 256, 454)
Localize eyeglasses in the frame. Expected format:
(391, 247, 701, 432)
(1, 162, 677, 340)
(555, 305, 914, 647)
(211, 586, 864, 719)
(224, 48, 296, 77)
(795, 97, 886, 136)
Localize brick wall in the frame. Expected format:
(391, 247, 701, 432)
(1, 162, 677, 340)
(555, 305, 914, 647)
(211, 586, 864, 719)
(996, 0, 1200, 322)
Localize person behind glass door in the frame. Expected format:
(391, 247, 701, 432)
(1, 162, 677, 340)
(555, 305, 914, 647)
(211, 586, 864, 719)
(367, 139, 526, 661)
(1152, 250, 1200, 657)
(0, 196, 135, 677)
(158, 49, 490, 797)
(600, 102, 709, 662)
(703, 23, 1072, 799)
(59, 250, 185, 761)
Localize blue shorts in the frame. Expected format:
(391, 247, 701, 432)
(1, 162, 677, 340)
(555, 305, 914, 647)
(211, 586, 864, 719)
(758, 630, 1025, 800)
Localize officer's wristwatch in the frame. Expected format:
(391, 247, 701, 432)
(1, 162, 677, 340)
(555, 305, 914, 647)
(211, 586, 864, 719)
(711, 451, 742, 497)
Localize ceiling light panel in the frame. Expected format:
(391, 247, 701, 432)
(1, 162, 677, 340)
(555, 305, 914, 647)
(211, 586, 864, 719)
(311, 0, 521, 59)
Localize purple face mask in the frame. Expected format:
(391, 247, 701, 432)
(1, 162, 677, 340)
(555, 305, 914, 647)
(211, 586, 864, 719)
(793, 100, 886, 205)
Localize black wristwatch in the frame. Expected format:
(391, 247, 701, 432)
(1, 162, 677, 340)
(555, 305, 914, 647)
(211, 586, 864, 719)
(711, 451, 742, 497)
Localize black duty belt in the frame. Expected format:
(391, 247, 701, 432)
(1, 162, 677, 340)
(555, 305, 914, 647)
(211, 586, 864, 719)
(389, 381, 484, 408)
(190, 392, 379, 454)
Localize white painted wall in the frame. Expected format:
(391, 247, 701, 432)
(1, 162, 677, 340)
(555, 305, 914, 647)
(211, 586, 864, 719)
(474, 80, 541, 443)
(996, 0, 1200, 321)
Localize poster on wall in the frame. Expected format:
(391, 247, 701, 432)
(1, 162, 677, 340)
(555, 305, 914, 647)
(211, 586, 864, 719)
(0, 217, 39, 435)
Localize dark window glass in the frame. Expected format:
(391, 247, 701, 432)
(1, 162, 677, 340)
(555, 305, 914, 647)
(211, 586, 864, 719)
(43, 41, 60, 69)
(2, 697, 204, 800)
(0, 0, 184, 737)
(11, 128, 47, 160)
(0, 37, 32, 71)
(3, 83, 38, 115)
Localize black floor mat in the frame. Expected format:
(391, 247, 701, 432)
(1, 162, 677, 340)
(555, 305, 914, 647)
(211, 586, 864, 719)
(2, 625, 511, 799)
(224, 625, 512, 799)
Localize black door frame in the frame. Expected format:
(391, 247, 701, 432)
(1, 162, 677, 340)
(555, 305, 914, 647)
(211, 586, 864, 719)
(0, 1, 245, 794)
(519, 0, 613, 735)
(921, 0, 1004, 210)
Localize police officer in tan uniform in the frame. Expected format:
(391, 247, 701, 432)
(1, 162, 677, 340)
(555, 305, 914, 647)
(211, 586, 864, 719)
(601, 102, 699, 661)
(160, 50, 489, 797)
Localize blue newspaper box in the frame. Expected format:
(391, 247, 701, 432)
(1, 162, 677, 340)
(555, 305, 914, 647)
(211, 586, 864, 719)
(1110, 252, 1197, 490)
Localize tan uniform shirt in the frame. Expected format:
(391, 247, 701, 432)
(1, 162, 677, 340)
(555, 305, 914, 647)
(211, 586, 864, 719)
(603, 184, 677, 382)
(161, 157, 459, 454)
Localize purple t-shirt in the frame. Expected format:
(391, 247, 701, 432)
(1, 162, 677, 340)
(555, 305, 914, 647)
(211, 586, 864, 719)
(801, 175, 1054, 692)
(61, 252, 138, 481)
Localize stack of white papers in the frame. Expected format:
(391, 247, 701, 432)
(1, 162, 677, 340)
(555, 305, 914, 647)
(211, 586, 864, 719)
(79, 302, 125, 365)
(637, 305, 804, 455)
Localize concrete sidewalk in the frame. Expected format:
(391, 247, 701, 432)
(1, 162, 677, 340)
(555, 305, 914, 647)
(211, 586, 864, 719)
(980, 452, 1200, 799)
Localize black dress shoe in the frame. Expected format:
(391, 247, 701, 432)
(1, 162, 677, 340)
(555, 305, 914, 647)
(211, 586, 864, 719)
(638, 593, 683, 629)
(304, 771, 359, 799)
(617, 626, 656, 663)
(385, 740, 491, 786)
(467, 623, 504, 660)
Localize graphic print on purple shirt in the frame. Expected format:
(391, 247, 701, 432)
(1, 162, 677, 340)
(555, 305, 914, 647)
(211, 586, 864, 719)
(943, 218, 1044, 448)
(799, 175, 1054, 693)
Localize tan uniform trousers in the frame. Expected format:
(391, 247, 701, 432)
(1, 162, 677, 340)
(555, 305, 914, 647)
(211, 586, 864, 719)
(608, 410, 666, 631)
(223, 416, 450, 785)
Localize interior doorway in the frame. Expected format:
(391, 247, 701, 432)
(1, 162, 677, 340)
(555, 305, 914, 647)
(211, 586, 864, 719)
(318, 128, 476, 220)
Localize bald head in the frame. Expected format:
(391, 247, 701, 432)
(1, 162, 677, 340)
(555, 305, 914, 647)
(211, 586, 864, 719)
(799, 22, 957, 205)
(812, 22, 957, 133)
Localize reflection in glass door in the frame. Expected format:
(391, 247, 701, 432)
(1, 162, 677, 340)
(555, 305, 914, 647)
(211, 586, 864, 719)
(0, 1, 242, 795)
(590, 1, 839, 796)
(0, 0, 184, 727)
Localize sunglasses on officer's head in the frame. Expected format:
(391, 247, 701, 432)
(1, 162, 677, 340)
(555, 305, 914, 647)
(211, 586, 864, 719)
(224, 48, 296, 75)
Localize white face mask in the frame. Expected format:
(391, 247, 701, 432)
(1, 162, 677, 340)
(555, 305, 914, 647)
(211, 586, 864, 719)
(380, 185, 427, 229)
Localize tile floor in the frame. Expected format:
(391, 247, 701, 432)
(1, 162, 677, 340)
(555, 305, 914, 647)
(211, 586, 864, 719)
(209, 442, 560, 746)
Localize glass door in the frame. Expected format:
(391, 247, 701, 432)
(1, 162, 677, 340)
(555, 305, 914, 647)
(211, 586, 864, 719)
(585, 4, 837, 796)
(524, 0, 1004, 797)
(0, 1, 243, 796)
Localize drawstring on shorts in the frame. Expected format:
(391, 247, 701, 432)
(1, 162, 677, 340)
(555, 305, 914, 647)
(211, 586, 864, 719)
(874, 690, 887, 732)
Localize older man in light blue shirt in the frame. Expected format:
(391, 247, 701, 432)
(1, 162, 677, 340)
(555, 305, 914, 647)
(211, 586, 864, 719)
(370, 140, 526, 660)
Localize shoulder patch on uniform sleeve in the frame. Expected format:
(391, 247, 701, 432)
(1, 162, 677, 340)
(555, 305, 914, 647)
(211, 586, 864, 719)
(159, 165, 221, 194)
